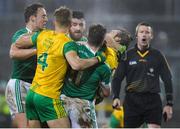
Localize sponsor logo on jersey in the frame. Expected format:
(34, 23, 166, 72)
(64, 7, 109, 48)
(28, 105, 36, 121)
(129, 61, 137, 65)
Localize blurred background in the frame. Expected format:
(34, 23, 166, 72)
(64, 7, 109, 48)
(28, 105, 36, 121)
(0, 0, 180, 127)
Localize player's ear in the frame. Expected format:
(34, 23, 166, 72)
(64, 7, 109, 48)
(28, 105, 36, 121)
(150, 33, 153, 40)
(30, 15, 36, 22)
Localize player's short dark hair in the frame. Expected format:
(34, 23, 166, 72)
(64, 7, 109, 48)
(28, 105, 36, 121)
(54, 6, 72, 27)
(24, 3, 44, 23)
(135, 22, 153, 36)
(88, 24, 106, 47)
(72, 11, 84, 19)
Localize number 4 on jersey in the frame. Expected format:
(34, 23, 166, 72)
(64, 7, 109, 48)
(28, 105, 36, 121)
(38, 53, 48, 71)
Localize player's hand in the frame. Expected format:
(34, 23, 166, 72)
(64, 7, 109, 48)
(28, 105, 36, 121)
(163, 105, 173, 122)
(112, 98, 121, 110)
(95, 51, 106, 63)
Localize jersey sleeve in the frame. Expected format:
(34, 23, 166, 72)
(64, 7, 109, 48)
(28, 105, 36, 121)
(63, 41, 77, 55)
(100, 65, 111, 88)
(158, 51, 173, 105)
(11, 30, 27, 43)
(12, 32, 20, 43)
(31, 31, 41, 46)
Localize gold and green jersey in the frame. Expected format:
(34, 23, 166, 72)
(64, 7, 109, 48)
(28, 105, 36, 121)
(110, 107, 124, 128)
(105, 47, 118, 70)
(30, 29, 76, 99)
(11, 28, 37, 83)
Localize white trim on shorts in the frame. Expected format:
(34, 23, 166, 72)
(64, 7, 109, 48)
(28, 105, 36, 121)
(5, 79, 31, 118)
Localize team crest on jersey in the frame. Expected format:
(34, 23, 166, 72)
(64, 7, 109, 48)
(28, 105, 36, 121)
(129, 61, 137, 65)
(149, 68, 154, 73)
(147, 68, 155, 77)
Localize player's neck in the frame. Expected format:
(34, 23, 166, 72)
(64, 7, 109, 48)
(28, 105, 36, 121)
(87, 42, 99, 53)
(26, 21, 40, 32)
(26, 24, 34, 32)
(55, 26, 69, 34)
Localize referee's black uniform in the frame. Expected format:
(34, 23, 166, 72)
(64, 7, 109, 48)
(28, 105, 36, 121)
(112, 45, 173, 127)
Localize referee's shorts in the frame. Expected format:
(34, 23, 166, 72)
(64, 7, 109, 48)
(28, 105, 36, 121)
(123, 92, 162, 127)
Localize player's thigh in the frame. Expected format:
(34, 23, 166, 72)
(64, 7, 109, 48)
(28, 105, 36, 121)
(14, 113, 27, 128)
(5, 79, 30, 118)
(47, 117, 70, 128)
(26, 90, 39, 121)
(34, 93, 68, 125)
(28, 120, 41, 128)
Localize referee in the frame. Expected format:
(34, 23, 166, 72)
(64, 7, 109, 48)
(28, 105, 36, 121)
(112, 22, 173, 128)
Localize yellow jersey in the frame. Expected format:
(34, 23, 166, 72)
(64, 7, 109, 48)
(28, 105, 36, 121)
(105, 47, 118, 70)
(30, 29, 75, 99)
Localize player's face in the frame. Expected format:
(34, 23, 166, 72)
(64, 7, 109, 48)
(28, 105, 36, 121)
(69, 18, 85, 41)
(34, 8, 48, 30)
(136, 25, 153, 49)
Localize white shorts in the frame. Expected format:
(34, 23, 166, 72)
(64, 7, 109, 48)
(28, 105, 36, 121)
(5, 79, 31, 118)
(60, 94, 98, 128)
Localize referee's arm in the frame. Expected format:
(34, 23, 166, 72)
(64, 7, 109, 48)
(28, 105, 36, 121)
(159, 53, 173, 106)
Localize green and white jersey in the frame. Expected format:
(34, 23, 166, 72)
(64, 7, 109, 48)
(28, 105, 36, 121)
(79, 36, 88, 42)
(62, 43, 111, 101)
(11, 28, 36, 83)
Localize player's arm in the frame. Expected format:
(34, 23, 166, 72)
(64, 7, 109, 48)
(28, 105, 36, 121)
(100, 66, 112, 97)
(95, 66, 111, 105)
(15, 31, 40, 49)
(9, 44, 37, 60)
(64, 42, 105, 70)
(15, 33, 34, 48)
(65, 51, 98, 70)
(99, 83, 111, 97)
(98, 65, 111, 97)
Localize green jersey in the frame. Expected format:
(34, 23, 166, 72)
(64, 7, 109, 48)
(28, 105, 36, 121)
(62, 43, 111, 101)
(11, 28, 36, 83)
(79, 36, 88, 42)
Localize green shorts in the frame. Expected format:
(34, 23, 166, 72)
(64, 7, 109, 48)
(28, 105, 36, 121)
(26, 90, 67, 122)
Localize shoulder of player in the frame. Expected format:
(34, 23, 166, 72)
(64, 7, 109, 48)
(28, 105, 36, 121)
(38, 29, 52, 34)
(97, 63, 111, 73)
(13, 28, 28, 36)
(125, 47, 136, 57)
(11, 28, 29, 43)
